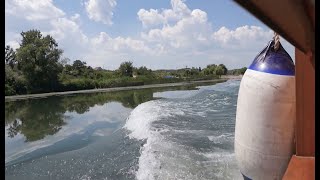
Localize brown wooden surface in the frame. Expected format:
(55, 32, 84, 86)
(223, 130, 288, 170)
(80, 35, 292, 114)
(233, 0, 314, 53)
(295, 49, 315, 156)
(282, 155, 315, 180)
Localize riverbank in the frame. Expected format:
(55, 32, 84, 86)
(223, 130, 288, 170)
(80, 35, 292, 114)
(5, 76, 242, 101)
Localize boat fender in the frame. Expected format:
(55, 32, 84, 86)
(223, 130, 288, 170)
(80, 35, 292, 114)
(234, 34, 296, 180)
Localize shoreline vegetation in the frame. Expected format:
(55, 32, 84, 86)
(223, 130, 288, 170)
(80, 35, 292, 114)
(5, 76, 241, 101)
(5, 29, 247, 98)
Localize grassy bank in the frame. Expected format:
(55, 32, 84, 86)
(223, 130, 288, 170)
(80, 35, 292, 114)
(56, 74, 219, 92)
(5, 77, 242, 101)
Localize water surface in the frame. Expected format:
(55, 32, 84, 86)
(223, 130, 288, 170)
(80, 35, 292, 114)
(5, 80, 242, 180)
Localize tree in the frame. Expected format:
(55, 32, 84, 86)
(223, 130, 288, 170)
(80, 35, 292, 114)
(60, 57, 70, 67)
(5, 45, 27, 95)
(16, 29, 63, 92)
(5, 45, 17, 68)
(190, 67, 199, 76)
(215, 66, 224, 77)
(183, 69, 191, 77)
(202, 68, 211, 75)
(138, 66, 152, 76)
(73, 60, 86, 70)
(5, 65, 27, 95)
(119, 61, 134, 77)
(218, 64, 228, 75)
(204, 64, 217, 75)
(72, 60, 87, 76)
(239, 67, 247, 74)
(207, 64, 217, 69)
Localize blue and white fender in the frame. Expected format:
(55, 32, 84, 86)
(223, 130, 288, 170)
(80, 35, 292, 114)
(235, 40, 296, 180)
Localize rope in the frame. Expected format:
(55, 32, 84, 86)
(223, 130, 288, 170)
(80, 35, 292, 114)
(273, 32, 280, 51)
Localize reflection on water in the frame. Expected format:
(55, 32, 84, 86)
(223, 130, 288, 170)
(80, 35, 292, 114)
(5, 81, 222, 167)
(5, 85, 198, 142)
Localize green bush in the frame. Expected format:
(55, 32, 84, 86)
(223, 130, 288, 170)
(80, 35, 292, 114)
(5, 84, 16, 96)
(60, 78, 96, 91)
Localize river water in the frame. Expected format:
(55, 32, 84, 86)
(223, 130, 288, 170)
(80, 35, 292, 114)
(5, 79, 242, 180)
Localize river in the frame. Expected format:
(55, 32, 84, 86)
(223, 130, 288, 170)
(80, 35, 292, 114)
(5, 79, 242, 180)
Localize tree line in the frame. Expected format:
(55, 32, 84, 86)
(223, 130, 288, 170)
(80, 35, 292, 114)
(5, 29, 246, 96)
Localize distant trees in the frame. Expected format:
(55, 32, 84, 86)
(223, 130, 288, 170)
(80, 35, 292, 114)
(73, 60, 87, 70)
(5, 45, 28, 95)
(5, 45, 17, 68)
(118, 61, 133, 77)
(218, 64, 228, 75)
(135, 66, 152, 76)
(201, 68, 208, 75)
(227, 67, 247, 75)
(5, 64, 27, 95)
(189, 67, 200, 76)
(72, 60, 87, 76)
(201, 64, 228, 77)
(239, 67, 247, 74)
(215, 66, 224, 77)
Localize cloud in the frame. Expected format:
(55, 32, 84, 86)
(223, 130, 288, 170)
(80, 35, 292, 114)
(137, 9, 165, 28)
(5, 0, 65, 21)
(84, 0, 117, 25)
(139, 0, 213, 56)
(137, 0, 191, 28)
(91, 32, 150, 53)
(6, 40, 20, 50)
(5, 0, 294, 70)
(212, 25, 273, 49)
(44, 17, 90, 61)
(48, 18, 88, 42)
(86, 32, 159, 68)
(70, 13, 81, 25)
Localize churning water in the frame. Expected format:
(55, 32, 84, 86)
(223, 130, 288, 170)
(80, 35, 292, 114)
(5, 79, 242, 180)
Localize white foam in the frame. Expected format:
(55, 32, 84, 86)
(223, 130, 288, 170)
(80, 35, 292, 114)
(135, 138, 162, 180)
(124, 101, 171, 140)
(208, 133, 234, 144)
(123, 80, 242, 180)
(153, 90, 199, 99)
(124, 101, 164, 179)
(124, 100, 190, 179)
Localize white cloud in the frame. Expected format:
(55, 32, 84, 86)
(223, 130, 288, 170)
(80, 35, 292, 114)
(86, 32, 160, 68)
(139, 1, 213, 54)
(71, 13, 81, 24)
(91, 32, 152, 53)
(5, 0, 65, 21)
(6, 40, 20, 50)
(137, 9, 165, 28)
(138, 0, 191, 28)
(212, 25, 273, 49)
(44, 17, 90, 61)
(85, 0, 117, 25)
(5, 0, 294, 70)
(5, 32, 21, 50)
(48, 18, 88, 42)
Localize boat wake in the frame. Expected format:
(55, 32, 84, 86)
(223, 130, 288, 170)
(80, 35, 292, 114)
(124, 80, 242, 180)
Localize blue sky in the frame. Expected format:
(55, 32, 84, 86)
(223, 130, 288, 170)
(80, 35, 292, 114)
(5, 0, 294, 70)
